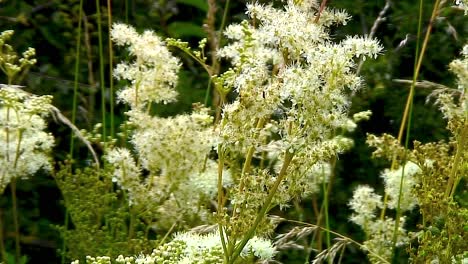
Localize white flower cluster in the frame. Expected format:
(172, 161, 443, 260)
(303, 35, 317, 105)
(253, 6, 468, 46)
(218, 1, 381, 158)
(109, 24, 227, 230)
(111, 23, 180, 109)
(362, 217, 409, 262)
(437, 43, 467, 129)
(0, 86, 54, 193)
(349, 185, 383, 228)
(75, 232, 275, 264)
(381, 161, 420, 211)
(174, 231, 276, 262)
(449, 43, 468, 92)
(213, 1, 381, 248)
(349, 161, 420, 263)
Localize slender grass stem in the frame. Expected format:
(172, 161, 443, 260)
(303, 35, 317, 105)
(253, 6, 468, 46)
(217, 147, 229, 263)
(107, 0, 115, 138)
(285, 219, 390, 264)
(391, 0, 443, 257)
(70, 0, 84, 157)
(96, 0, 107, 144)
(446, 123, 467, 198)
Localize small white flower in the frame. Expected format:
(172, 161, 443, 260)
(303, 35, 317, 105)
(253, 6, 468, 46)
(242, 236, 276, 260)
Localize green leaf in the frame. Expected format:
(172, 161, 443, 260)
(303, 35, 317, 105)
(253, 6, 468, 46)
(167, 22, 207, 38)
(176, 0, 208, 12)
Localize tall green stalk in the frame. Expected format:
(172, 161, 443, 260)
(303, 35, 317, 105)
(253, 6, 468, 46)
(228, 152, 294, 264)
(65, 1, 83, 262)
(96, 0, 107, 143)
(391, 0, 443, 258)
(107, 0, 115, 138)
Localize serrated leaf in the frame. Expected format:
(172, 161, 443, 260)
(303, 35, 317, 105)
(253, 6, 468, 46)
(176, 0, 208, 12)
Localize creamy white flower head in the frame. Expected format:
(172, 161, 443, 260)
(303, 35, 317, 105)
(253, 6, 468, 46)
(0, 86, 54, 193)
(111, 23, 180, 109)
(353, 110, 372, 122)
(363, 217, 409, 261)
(191, 160, 233, 198)
(449, 43, 468, 91)
(381, 161, 420, 211)
(342, 36, 382, 60)
(110, 23, 138, 46)
(134, 254, 156, 264)
(349, 185, 383, 227)
(241, 236, 277, 260)
(173, 231, 276, 261)
(105, 147, 142, 205)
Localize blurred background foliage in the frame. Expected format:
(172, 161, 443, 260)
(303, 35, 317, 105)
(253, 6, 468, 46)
(0, 0, 466, 263)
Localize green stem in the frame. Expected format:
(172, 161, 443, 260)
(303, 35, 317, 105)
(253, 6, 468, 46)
(229, 151, 294, 263)
(70, 0, 84, 157)
(96, 0, 107, 143)
(107, 0, 115, 138)
(217, 147, 229, 262)
(232, 118, 266, 218)
(392, 0, 442, 256)
(446, 123, 467, 198)
(322, 180, 331, 264)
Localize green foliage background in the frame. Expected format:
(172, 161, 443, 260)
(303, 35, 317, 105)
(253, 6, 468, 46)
(0, 0, 466, 263)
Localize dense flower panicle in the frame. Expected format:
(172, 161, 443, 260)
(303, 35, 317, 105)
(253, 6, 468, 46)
(215, 1, 381, 242)
(349, 184, 411, 263)
(111, 23, 180, 109)
(128, 108, 215, 177)
(0, 86, 54, 193)
(363, 217, 409, 262)
(349, 185, 383, 227)
(109, 22, 225, 232)
(78, 232, 275, 263)
(191, 160, 233, 198)
(436, 43, 467, 133)
(449, 44, 468, 92)
(217, 1, 382, 155)
(104, 148, 142, 205)
(381, 162, 420, 211)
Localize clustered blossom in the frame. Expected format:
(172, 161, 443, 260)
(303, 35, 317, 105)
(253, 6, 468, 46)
(108, 23, 225, 231)
(436, 43, 467, 134)
(218, 1, 381, 154)
(216, 0, 381, 240)
(381, 162, 420, 211)
(111, 23, 180, 109)
(349, 185, 410, 263)
(76, 232, 275, 264)
(349, 185, 383, 228)
(362, 217, 409, 263)
(0, 86, 54, 193)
